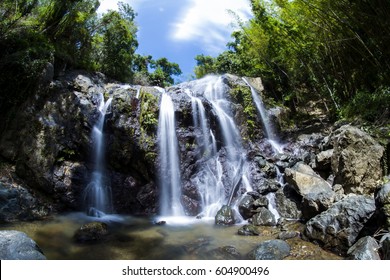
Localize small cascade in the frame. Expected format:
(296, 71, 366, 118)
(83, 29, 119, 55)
(84, 93, 113, 217)
(242, 77, 283, 153)
(158, 91, 185, 217)
(266, 192, 281, 222)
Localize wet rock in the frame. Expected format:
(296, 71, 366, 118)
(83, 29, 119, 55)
(346, 236, 380, 260)
(204, 246, 242, 260)
(183, 236, 212, 254)
(275, 186, 302, 220)
(301, 191, 336, 221)
(0, 230, 46, 260)
(379, 233, 390, 260)
(238, 194, 255, 220)
(315, 149, 333, 171)
(252, 208, 276, 226)
(277, 231, 300, 240)
(248, 240, 290, 260)
(331, 125, 384, 195)
(375, 183, 390, 230)
(284, 162, 332, 196)
(238, 225, 260, 236)
(304, 195, 376, 254)
(74, 222, 109, 243)
(215, 205, 236, 225)
(0, 177, 50, 222)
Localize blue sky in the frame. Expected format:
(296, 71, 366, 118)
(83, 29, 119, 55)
(98, 0, 252, 82)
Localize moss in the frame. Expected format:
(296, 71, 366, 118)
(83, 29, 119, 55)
(139, 90, 159, 133)
(230, 86, 258, 138)
(115, 94, 132, 115)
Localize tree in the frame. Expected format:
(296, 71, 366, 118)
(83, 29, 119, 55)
(97, 2, 138, 82)
(149, 57, 182, 87)
(39, 0, 100, 73)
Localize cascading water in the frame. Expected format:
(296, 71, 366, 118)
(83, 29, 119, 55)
(84, 93, 113, 217)
(242, 78, 283, 154)
(185, 76, 252, 219)
(158, 90, 185, 217)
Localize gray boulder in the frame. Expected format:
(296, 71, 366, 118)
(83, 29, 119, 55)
(248, 240, 290, 260)
(274, 186, 302, 220)
(215, 205, 236, 225)
(375, 183, 390, 230)
(380, 233, 390, 260)
(346, 236, 381, 260)
(315, 149, 333, 171)
(331, 125, 384, 195)
(304, 195, 376, 254)
(0, 177, 49, 222)
(252, 207, 276, 226)
(301, 191, 336, 220)
(285, 162, 332, 196)
(0, 230, 46, 260)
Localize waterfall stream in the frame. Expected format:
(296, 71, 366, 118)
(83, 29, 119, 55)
(242, 78, 284, 154)
(158, 90, 185, 217)
(84, 93, 113, 217)
(184, 76, 252, 219)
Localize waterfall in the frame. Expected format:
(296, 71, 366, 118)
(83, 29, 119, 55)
(185, 76, 251, 218)
(242, 78, 283, 154)
(84, 93, 113, 217)
(158, 91, 184, 216)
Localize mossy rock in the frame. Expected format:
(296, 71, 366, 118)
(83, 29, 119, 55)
(73, 222, 109, 243)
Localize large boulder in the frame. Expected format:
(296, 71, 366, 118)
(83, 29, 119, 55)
(346, 236, 381, 260)
(284, 162, 333, 196)
(0, 230, 46, 260)
(0, 176, 50, 222)
(215, 205, 236, 225)
(301, 191, 336, 221)
(304, 195, 376, 254)
(331, 125, 384, 195)
(251, 207, 276, 226)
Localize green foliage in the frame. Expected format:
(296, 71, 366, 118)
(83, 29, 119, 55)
(230, 86, 257, 137)
(139, 91, 159, 133)
(341, 88, 390, 123)
(194, 0, 390, 123)
(97, 2, 138, 82)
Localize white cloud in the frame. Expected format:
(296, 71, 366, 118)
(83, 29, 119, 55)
(97, 0, 145, 13)
(171, 0, 252, 54)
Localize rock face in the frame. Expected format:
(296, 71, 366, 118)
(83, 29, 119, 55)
(331, 125, 384, 195)
(0, 230, 46, 260)
(0, 176, 50, 222)
(346, 236, 381, 260)
(304, 195, 376, 254)
(0, 72, 160, 214)
(248, 239, 290, 260)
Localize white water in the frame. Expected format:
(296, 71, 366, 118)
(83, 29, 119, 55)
(158, 91, 185, 216)
(242, 78, 284, 154)
(185, 76, 251, 218)
(84, 93, 113, 217)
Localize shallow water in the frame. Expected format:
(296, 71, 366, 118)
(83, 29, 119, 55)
(0, 213, 342, 260)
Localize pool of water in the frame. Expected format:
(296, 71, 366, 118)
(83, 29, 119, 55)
(0, 213, 342, 260)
